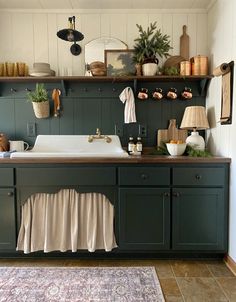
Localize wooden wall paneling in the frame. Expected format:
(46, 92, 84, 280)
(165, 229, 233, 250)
(172, 14, 188, 55)
(56, 14, 73, 76)
(47, 14, 58, 75)
(72, 13, 84, 76)
(11, 13, 34, 65)
(0, 98, 15, 138)
(33, 14, 49, 63)
(0, 13, 12, 61)
(110, 14, 128, 46)
(101, 98, 113, 134)
(126, 14, 149, 49)
(14, 98, 36, 144)
(80, 98, 102, 134)
(58, 98, 75, 134)
(162, 14, 173, 56)
(74, 97, 84, 134)
(196, 14, 208, 55)
(147, 99, 163, 146)
(49, 104, 60, 135)
(187, 13, 197, 58)
(100, 14, 111, 37)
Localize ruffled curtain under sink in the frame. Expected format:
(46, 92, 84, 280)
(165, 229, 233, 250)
(17, 189, 117, 254)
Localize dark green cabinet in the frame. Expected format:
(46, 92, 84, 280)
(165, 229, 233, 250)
(0, 188, 16, 250)
(172, 188, 227, 251)
(119, 188, 170, 250)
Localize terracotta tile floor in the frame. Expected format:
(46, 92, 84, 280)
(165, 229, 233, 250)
(0, 258, 235, 301)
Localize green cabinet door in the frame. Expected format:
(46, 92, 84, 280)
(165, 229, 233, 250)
(118, 188, 170, 250)
(172, 188, 227, 251)
(0, 189, 16, 250)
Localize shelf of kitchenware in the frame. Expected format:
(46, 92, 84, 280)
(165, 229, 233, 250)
(0, 75, 213, 96)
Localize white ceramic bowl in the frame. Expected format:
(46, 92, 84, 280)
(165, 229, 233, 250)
(166, 143, 186, 156)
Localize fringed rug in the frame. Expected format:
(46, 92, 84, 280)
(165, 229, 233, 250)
(0, 266, 165, 302)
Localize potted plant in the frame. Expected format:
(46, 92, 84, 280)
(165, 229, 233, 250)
(27, 83, 50, 118)
(133, 22, 172, 76)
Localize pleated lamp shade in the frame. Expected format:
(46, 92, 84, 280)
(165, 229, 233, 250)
(180, 106, 210, 130)
(180, 106, 209, 151)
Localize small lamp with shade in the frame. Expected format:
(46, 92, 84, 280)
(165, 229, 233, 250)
(180, 106, 210, 151)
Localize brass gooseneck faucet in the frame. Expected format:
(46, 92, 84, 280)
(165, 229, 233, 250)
(88, 128, 112, 143)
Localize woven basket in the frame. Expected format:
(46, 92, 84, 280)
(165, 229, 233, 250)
(32, 101, 50, 118)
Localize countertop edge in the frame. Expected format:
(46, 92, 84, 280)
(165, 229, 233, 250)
(0, 155, 231, 164)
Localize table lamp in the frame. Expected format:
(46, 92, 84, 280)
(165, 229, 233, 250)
(180, 106, 210, 151)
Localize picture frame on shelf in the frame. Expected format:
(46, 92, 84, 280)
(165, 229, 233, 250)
(104, 49, 136, 76)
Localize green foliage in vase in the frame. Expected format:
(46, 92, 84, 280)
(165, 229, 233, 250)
(27, 83, 48, 103)
(133, 22, 172, 64)
(185, 145, 212, 157)
(159, 66, 180, 76)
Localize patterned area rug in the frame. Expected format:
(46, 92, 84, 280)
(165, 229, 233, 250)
(0, 266, 165, 302)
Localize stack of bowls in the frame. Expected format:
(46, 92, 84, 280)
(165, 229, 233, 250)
(29, 63, 55, 77)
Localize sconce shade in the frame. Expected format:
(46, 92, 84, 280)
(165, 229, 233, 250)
(57, 29, 84, 42)
(180, 106, 210, 130)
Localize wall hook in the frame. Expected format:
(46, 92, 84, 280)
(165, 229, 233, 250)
(10, 88, 17, 92)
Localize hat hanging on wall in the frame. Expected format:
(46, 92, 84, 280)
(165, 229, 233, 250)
(57, 16, 84, 56)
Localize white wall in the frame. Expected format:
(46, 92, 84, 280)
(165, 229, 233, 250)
(207, 0, 236, 262)
(0, 9, 208, 75)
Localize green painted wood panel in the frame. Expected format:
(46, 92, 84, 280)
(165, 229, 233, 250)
(118, 167, 170, 186)
(0, 80, 206, 147)
(0, 98, 15, 137)
(172, 188, 227, 251)
(0, 188, 16, 250)
(16, 167, 116, 186)
(173, 167, 225, 186)
(119, 187, 170, 250)
(0, 168, 14, 186)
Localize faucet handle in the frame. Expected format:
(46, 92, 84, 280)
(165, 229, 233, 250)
(96, 128, 101, 136)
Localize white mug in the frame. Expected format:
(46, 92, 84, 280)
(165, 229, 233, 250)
(9, 140, 29, 152)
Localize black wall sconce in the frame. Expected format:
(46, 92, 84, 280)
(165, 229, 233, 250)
(57, 16, 84, 56)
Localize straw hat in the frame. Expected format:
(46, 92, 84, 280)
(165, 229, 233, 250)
(29, 62, 55, 77)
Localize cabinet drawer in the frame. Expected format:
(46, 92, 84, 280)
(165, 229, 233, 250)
(0, 168, 14, 186)
(118, 167, 170, 186)
(173, 167, 225, 186)
(16, 167, 116, 186)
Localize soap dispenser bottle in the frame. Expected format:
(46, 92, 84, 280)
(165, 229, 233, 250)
(128, 136, 135, 154)
(136, 136, 143, 153)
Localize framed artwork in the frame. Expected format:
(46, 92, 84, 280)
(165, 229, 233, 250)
(104, 49, 136, 76)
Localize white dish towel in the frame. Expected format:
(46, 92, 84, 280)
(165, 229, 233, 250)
(119, 87, 137, 123)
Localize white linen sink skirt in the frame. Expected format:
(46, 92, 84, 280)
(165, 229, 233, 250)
(17, 189, 117, 254)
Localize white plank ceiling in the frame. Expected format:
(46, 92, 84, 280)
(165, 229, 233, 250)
(0, 0, 216, 10)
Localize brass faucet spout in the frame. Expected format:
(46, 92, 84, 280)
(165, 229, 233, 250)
(88, 128, 112, 143)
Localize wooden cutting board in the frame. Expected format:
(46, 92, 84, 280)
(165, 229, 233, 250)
(180, 25, 189, 60)
(157, 119, 188, 147)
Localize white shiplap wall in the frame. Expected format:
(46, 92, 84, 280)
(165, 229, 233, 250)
(0, 10, 208, 75)
(207, 0, 236, 262)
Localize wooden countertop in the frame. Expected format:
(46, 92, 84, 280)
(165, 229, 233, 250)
(0, 155, 231, 165)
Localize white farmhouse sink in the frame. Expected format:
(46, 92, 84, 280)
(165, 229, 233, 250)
(10, 135, 129, 158)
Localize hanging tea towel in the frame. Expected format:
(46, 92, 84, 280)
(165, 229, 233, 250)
(119, 87, 137, 123)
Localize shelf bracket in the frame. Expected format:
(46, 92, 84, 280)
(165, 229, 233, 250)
(60, 80, 66, 96)
(133, 78, 137, 94)
(199, 78, 211, 96)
